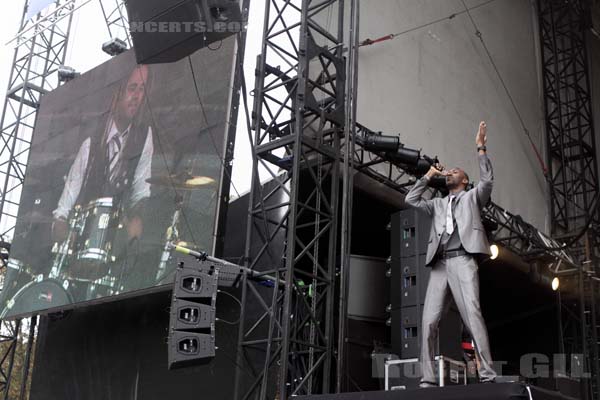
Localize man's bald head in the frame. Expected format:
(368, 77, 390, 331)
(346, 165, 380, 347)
(446, 167, 469, 192)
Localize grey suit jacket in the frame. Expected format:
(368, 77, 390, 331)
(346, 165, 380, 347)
(404, 153, 493, 266)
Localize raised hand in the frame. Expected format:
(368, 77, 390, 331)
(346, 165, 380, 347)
(476, 121, 487, 147)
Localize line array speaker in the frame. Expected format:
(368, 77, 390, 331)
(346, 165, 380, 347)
(168, 262, 218, 369)
(389, 209, 461, 361)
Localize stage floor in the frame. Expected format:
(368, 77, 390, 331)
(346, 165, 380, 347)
(298, 383, 579, 400)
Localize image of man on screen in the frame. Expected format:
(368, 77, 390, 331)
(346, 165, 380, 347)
(51, 65, 154, 289)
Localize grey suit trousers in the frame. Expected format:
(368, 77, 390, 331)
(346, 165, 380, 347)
(420, 255, 497, 383)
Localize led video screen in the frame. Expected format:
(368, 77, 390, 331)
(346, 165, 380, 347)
(0, 38, 236, 318)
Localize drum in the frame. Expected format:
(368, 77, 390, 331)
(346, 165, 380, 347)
(50, 209, 81, 278)
(0, 278, 73, 318)
(69, 275, 119, 301)
(0, 259, 38, 313)
(68, 198, 121, 280)
(86, 276, 119, 299)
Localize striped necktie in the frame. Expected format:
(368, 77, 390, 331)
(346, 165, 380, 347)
(107, 130, 127, 182)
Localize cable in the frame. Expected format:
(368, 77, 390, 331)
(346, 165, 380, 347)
(187, 56, 242, 200)
(459, 0, 548, 176)
(359, 0, 499, 47)
(218, 289, 243, 309)
(216, 317, 240, 325)
(215, 289, 242, 325)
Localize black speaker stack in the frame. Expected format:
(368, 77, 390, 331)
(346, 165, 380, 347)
(389, 209, 462, 360)
(168, 261, 218, 369)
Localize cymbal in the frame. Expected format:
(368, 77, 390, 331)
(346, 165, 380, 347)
(185, 176, 215, 186)
(146, 173, 216, 190)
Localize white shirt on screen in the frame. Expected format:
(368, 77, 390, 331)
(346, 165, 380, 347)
(52, 118, 153, 220)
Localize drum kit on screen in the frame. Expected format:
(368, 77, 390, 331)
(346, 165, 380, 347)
(1, 173, 216, 318)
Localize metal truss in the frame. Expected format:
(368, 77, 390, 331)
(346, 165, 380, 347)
(580, 265, 600, 399)
(233, 0, 348, 398)
(0, 1, 74, 398)
(0, 320, 21, 399)
(98, 0, 131, 46)
(0, 317, 38, 400)
(538, 0, 600, 256)
(0, 0, 74, 241)
(483, 202, 575, 262)
(9, 0, 88, 47)
(537, 0, 600, 398)
(552, 259, 600, 400)
(0, 316, 38, 400)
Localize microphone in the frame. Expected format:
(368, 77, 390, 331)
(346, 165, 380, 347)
(169, 242, 210, 261)
(169, 243, 286, 286)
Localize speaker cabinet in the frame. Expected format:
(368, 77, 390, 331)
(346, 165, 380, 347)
(168, 264, 218, 369)
(125, 0, 243, 64)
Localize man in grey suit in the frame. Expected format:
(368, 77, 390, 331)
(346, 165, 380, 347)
(405, 121, 497, 387)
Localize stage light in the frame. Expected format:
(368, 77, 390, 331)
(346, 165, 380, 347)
(359, 131, 400, 152)
(58, 65, 80, 83)
(490, 244, 499, 260)
(357, 130, 417, 160)
(413, 158, 433, 175)
(552, 277, 560, 291)
(102, 38, 128, 56)
(356, 130, 423, 168)
(387, 146, 421, 165)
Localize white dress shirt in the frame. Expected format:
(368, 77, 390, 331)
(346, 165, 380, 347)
(53, 118, 153, 219)
(446, 195, 455, 235)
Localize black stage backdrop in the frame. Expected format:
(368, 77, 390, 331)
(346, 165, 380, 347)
(1, 36, 236, 318)
(29, 290, 241, 400)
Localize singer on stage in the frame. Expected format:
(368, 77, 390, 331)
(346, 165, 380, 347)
(404, 121, 497, 387)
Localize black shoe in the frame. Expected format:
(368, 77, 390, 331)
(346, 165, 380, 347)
(480, 378, 496, 384)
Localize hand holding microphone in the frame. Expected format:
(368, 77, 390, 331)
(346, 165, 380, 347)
(425, 161, 450, 179)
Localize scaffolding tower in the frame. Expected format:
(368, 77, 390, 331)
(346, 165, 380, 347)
(232, 0, 354, 397)
(0, 0, 76, 241)
(538, 0, 600, 398)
